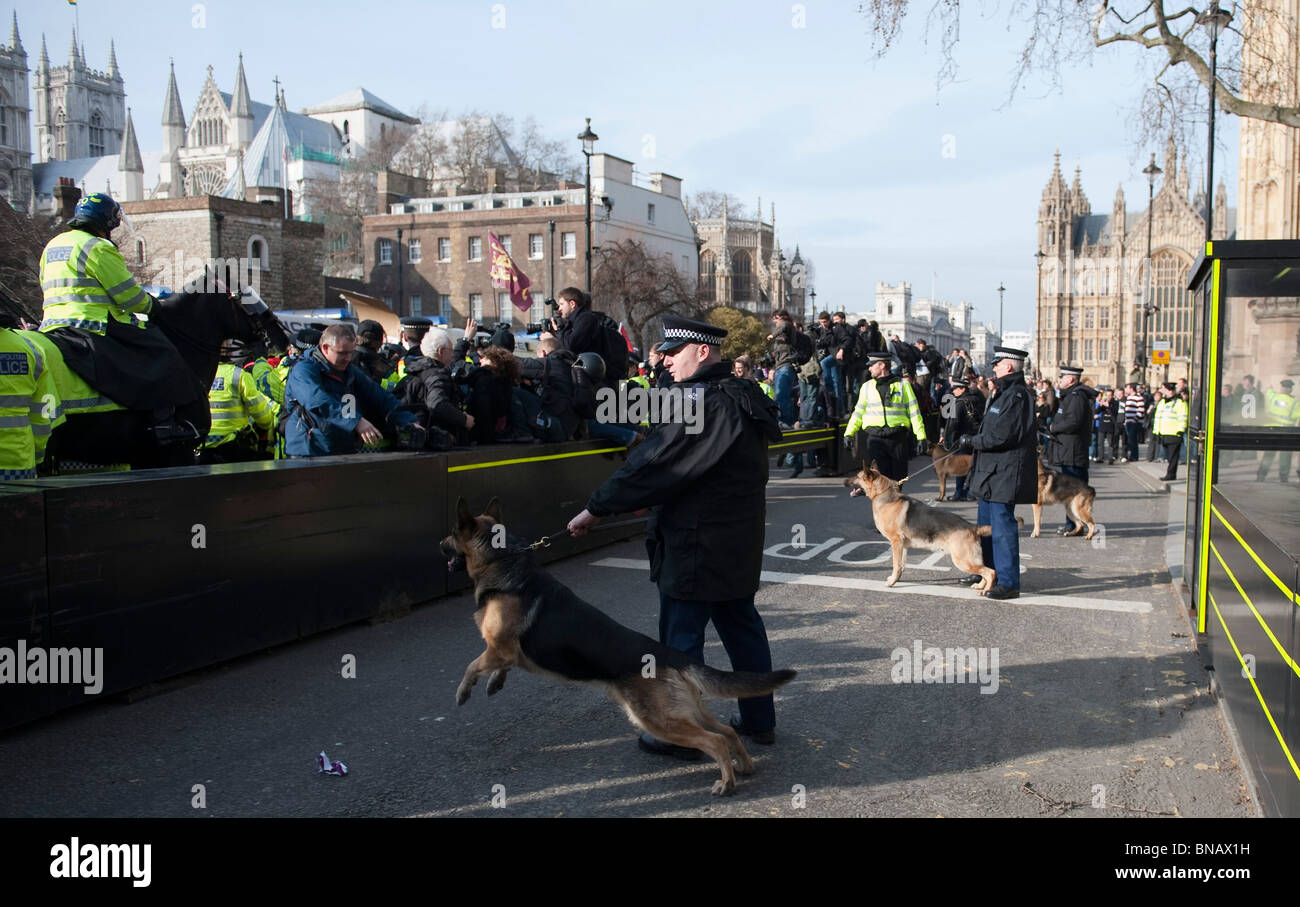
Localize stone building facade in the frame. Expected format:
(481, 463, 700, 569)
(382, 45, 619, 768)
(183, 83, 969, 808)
(33, 29, 125, 165)
(866, 281, 976, 356)
(0, 14, 31, 210)
(1034, 143, 1231, 387)
(694, 199, 804, 317)
(1237, 0, 1300, 240)
(120, 193, 324, 311)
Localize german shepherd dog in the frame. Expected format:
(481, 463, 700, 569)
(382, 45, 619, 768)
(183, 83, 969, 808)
(926, 442, 973, 501)
(845, 463, 997, 593)
(1032, 460, 1097, 539)
(439, 497, 797, 796)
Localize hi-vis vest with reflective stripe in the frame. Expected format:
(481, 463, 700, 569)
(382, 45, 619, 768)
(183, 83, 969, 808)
(206, 363, 275, 448)
(846, 375, 927, 440)
(1264, 390, 1300, 427)
(39, 229, 152, 335)
(1153, 397, 1188, 436)
(0, 329, 66, 480)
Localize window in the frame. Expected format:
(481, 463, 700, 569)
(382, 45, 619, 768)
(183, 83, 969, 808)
(248, 235, 269, 270)
(1069, 339, 1079, 361)
(529, 292, 545, 323)
(497, 292, 511, 322)
(1, 105, 8, 146)
(379, 238, 392, 265)
(440, 295, 452, 321)
(469, 293, 483, 320)
(529, 234, 543, 259)
(1099, 305, 1110, 329)
(699, 251, 716, 302)
(469, 237, 483, 261)
(409, 238, 421, 263)
(410, 295, 423, 316)
(1084, 307, 1094, 329)
(561, 232, 576, 258)
(1046, 308, 1054, 329)
(88, 111, 105, 157)
(731, 250, 752, 300)
(383, 296, 393, 309)
(438, 237, 450, 261)
(499, 235, 512, 255)
(1069, 309, 1079, 329)
(1084, 339, 1094, 362)
(55, 108, 66, 159)
(647, 203, 655, 223)
(1099, 339, 1109, 361)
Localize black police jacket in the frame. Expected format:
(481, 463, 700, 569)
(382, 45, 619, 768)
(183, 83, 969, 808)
(943, 389, 984, 448)
(585, 361, 782, 601)
(1047, 382, 1098, 469)
(518, 350, 580, 440)
(400, 356, 469, 437)
(967, 371, 1038, 505)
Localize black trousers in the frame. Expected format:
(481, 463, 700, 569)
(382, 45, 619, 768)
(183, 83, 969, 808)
(860, 431, 911, 481)
(46, 321, 203, 410)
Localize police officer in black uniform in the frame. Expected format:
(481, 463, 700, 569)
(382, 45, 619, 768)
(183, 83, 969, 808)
(1046, 363, 1098, 534)
(942, 373, 983, 501)
(955, 346, 1037, 600)
(399, 316, 433, 360)
(568, 314, 785, 754)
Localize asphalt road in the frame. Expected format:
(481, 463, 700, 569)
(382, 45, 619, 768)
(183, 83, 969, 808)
(0, 455, 1253, 818)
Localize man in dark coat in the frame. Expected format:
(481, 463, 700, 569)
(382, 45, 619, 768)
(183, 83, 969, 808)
(956, 346, 1037, 600)
(1046, 364, 1098, 534)
(517, 335, 580, 441)
(942, 374, 983, 501)
(399, 328, 474, 444)
(568, 314, 785, 754)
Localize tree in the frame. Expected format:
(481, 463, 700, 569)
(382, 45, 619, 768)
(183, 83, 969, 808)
(857, 0, 1300, 142)
(705, 306, 770, 364)
(0, 202, 58, 324)
(684, 191, 747, 222)
(304, 165, 379, 280)
(591, 239, 704, 357)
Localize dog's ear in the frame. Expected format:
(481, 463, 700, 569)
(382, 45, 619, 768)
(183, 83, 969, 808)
(484, 497, 502, 524)
(860, 458, 869, 474)
(868, 459, 880, 476)
(456, 497, 475, 531)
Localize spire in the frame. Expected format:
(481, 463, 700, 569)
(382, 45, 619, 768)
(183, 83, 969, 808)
(9, 11, 21, 53)
(119, 108, 142, 172)
(38, 33, 47, 71)
(67, 29, 79, 68)
(1163, 134, 1177, 187)
(162, 59, 186, 127)
(233, 150, 247, 199)
(231, 52, 252, 118)
(1042, 147, 1068, 202)
(108, 40, 120, 79)
(1071, 165, 1082, 198)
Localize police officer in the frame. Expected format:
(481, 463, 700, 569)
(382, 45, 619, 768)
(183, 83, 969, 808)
(567, 314, 785, 754)
(843, 350, 927, 481)
(354, 319, 393, 385)
(955, 346, 1037, 601)
(201, 345, 276, 463)
(38, 192, 204, 442)
(1257, 378, 1300, 482)
(1151, 382, 1189, 481)
(0, 307, 65, 480)
(942, 374, 982, 502)
(1046, 364, 1097, 534)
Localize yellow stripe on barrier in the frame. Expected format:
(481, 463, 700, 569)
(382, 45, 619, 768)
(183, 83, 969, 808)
(780, 428, 837, 438)
(1209, 542, 1300, 679)
(1198, 257, 1222, 634)
(1212, 504, 1300, 609)
(769, 435, 835, 451)
(1209, 591, 1300, 784)
(447, 447, 627, 473)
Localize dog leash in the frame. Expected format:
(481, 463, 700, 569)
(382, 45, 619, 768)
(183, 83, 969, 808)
(897, 449, 960, 487)
(517, 516, 652, 552)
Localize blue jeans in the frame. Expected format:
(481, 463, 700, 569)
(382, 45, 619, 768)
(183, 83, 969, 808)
(977, 498, 1021, 590)
(819, 355, 845, 414)
(659, 591, 777, 731)
(774, 365, 797, 426)
(1124, 422, 1140, 460)
(586, 418, 637, 446)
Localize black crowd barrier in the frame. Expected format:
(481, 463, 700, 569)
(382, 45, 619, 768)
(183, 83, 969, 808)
(0, 427, 842, 731)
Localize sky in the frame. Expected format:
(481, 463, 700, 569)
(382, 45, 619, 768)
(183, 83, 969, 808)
(15, 0, 1240, 336)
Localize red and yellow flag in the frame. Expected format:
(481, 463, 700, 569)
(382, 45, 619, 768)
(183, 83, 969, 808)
(488, 232, 533, 312)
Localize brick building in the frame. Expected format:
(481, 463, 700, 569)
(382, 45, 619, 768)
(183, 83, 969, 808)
(362, 152, 696, 328)
(121, 190, 324, 310)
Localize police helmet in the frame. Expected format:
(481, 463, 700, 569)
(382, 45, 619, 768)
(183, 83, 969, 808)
(69, 193, 123, 233)
(574, 351, 606, 383)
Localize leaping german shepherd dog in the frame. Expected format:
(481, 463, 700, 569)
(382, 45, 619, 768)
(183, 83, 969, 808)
(845, 462, 997, 593)
(440, 497, 797, 796)
(1032, 459, 1097, 539)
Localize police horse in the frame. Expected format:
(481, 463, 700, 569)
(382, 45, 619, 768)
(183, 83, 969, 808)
(23, 287, 290, 472)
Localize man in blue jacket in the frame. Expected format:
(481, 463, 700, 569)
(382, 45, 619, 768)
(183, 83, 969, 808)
(283, 323, 421, 457)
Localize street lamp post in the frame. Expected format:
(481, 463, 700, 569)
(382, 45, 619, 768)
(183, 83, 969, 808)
(1034, 251, 1045, 377)
(996, 282, 1005, 339)
(1197, 1, 1233, 243)
(1141, 153, 1163, 384)
(577, 118, 599, 295)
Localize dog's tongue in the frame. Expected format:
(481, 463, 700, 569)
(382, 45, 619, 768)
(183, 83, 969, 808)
(849, 486, 864, 497)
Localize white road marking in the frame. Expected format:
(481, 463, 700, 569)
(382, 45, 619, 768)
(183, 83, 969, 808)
(590, 557, 1153, 614)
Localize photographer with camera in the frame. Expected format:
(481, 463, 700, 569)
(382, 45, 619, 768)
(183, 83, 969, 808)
(548, 287, 626, 392)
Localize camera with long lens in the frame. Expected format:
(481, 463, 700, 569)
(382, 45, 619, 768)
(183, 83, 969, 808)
(525, 297, 560, 335)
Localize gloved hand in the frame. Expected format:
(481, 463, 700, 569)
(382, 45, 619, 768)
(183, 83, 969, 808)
(956, 434, 974, 453)
(843, 432, 855, 449)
